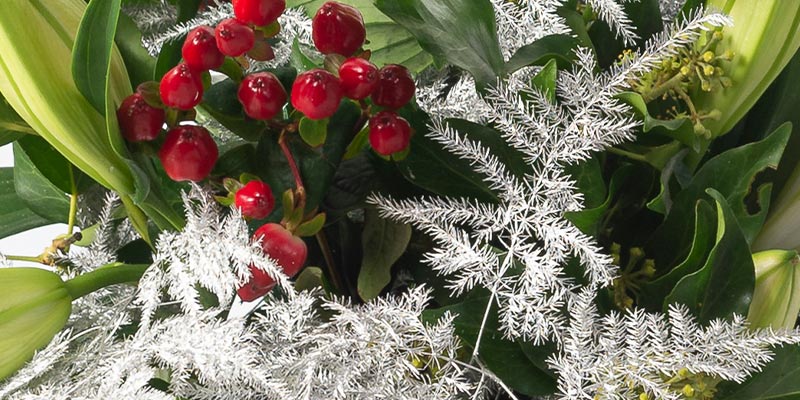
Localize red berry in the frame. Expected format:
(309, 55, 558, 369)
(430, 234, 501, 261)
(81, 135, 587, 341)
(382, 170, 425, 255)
(159, 63, 204, 110)
(368, 111, 411, 156)
(215, 18, 255, 57)
(117, 93, 165, 142)
(233, 0, 285, 26)
(234, 180, 275, 219)
(238, 72, 287, 120)
(182, 25, 225, 71)
(237, 223, 308, 302)
(290, 69, 343, 120)
(371, 64, 415, 110)
(338, 57, 378, 100)
(311, 1, 366, 56)
(158, 125, 219, 181)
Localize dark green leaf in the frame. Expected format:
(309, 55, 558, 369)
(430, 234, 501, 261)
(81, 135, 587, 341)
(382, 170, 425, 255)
(357, 208, 412, 301)
(664, 190, 755, 323)
(375, 0, 505, 88)
(422, 289, 557, 396)
(72, 0, 122, 114)
(617, 91, 699, 151)
(505, 34, 579, 74)
(588, 0, 663, 68)
(15, 136, 79, 195)
(0, 168, 52, 240)
(288, 0, 433, 73)
(566, 165, 634, 236)
(212, 141, 258, 178)
(639, 200, 716, 310)
(0, 93, 33, 146)
(115, 13, 156, 88)
(299, 117, 329, 147)
(648, 125, 791, 269)
(716, 344, 800, 400)
(12, 143, 69, 223)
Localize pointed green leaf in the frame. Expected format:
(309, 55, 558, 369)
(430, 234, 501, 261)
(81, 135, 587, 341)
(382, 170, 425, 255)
(357, 208, 411, 301)
(72, 0, 122, 114)
(506, 34, 579, 74)
(0, 168, 52, 240)
(295, 213, 326, 237)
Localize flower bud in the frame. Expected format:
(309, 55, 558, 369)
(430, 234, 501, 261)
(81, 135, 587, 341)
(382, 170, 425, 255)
(694, 0, 800, 137)
(0, 268, 71, 380)
(746, 250, 800, 329)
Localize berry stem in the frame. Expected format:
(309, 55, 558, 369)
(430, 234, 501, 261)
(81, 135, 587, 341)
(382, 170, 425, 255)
(352, 99, 370, 136)
(278, 128, 307, 211)
(315, 228, 349, 296)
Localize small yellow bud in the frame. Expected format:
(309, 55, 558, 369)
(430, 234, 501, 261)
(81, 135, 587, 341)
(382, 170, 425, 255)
(703, 51, 715, 62)
(704, 65, 716, 76)
(701, 80, 712, 91)
(713, 31, 724, 41)
(639, 393, 649, 400)
(683, 384, 696, 397)
(680, 66, 692, 76)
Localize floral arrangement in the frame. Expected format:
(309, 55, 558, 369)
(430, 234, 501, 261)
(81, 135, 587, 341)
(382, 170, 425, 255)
(2, 0, 800, 399)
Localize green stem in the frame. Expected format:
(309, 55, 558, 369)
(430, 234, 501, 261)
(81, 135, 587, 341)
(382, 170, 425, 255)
(5, 255, 44, 264)
(607, 146, 648, 162)
(66, 167, 78, 236)
(642, 70, 687, 103)
(63, 264, 149, 300)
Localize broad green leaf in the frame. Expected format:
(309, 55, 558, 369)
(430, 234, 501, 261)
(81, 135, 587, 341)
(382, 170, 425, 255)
(648, 125, 791, 269)
(530, 59, 558, 103)
(505, 34, 579, 74)
(564, 156, 606, 210)
(565, 165, 634, 236)
(72, 0, 123, 114)
(115, 13, 156, 88)
(374, 0, 505, 87)
(15, 135, 88, 195)
(639, 200, 716, 310)
(422, 289, 557, 396)
(12, 143, 70, 223)
(0, 168, 52, 240)
(664, 190, 755, 323)
(0, 93, 34, 146)
(616, 91, 699, 151)
(299, 117, 328, 147)
(288, 0, 433, 73)
(357, 208, 411, 301)
(716, 344, 800, 400)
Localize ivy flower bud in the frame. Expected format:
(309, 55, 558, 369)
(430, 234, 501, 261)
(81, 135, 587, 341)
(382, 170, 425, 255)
(694, 0, 800, 137)
(0, 268, 71, 380)
(746, 250, 800, 329)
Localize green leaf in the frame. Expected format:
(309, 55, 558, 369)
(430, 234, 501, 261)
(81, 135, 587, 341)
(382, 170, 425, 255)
(72, 0, 122, 114)
(298, 117, 329, 147)
(290, 37, 323, 71)
(14, 136, 85, 195)
(616, 91, 699, 151)
(648, 125, 791, 270)
(115, 13, 156, 88)
(288, 0, 433, 73)
(357, 208, 411, 301)
(588, 0, 663, 68)
(0, 168, 52, 240)
(343, 125, 370, 160)
(505, 34, 579, 74)
(565, 165, 634, 236)
(716, 344, 800, 400)
(664, 190, 755, 323)
(0, 93, 34, 146)
(565, 156, 606, 210)
(639, 200, 716, 310)
(422, 289, 557, 396)
(295, 213, 326, 237)
(531, 59, 558, 103)
(12, 143, 69, 223)
(374, 0, 505, 87)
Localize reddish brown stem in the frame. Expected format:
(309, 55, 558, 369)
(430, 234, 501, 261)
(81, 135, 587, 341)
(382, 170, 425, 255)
(278, 129, 306, 211)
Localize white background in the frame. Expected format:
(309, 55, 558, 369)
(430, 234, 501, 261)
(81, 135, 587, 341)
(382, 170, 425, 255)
(0, 143, 68, 265)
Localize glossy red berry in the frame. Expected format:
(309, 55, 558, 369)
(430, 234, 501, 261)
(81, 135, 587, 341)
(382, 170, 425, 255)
(371, 64, 415, 110)
(237, 223, 308, 302)
(238, 72, 287, 120)
(368, 111, 411, 156)
(215, 18, 255, 57)
(182, 25, 225, 71)
(290, 69, 343, 120)
(160, 63, 204, 110)
(232, 0, 285, 26)
(311, 1, 366, 56)
(117, 93, 165, 142)
(234, 180, 275, 219)
(158, 125, 219, 181)
(338, 57, 378, 100)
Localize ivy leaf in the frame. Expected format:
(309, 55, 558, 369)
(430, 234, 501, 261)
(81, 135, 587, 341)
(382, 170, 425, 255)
(288, 0, 433, 73)
(716, 344, 800, 399)
(505, 34, 579, 74)
(374, 0, 505, 88)
(0, 168, 52, 240)
(422, 289, 557, 396)
(72, 0, 123, 114)
(357, 208, 411, 301)
(12, 143, 70, 223)
(664, 190, 755, 323)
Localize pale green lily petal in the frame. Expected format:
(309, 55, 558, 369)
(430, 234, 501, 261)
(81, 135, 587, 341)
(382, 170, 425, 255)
(747, 249, 800, 329)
